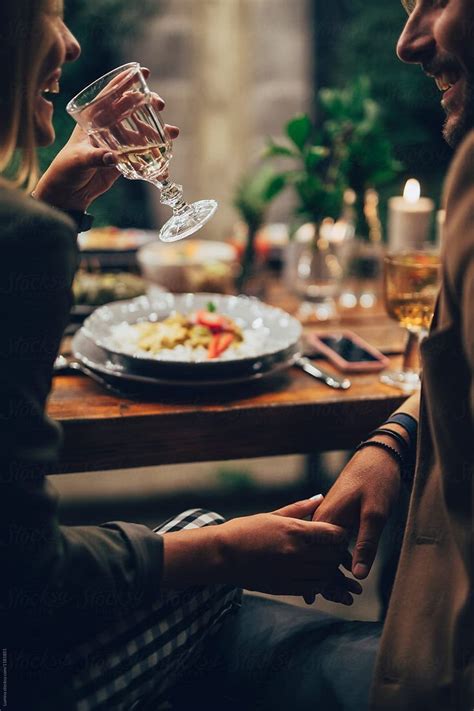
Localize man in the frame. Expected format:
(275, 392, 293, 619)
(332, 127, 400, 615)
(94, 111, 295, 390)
(172, 1, 472, 709)
(312, 0, 474, 708)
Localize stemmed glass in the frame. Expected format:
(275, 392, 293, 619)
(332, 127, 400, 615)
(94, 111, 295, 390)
(381, 250, 441, 393)
(66, 62, 217, 242)
(293, 222, 343, 322)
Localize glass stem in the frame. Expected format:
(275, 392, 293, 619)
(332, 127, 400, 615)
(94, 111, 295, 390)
(402, 330, 421, 372)
(156, 178, 189, 215)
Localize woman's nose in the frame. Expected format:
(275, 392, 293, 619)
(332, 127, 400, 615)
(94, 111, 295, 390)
(62, 22, 81, 63)
(397, 11, 436, 64)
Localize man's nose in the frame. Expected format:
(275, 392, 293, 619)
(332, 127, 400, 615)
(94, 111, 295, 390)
(397, 11, 436, 64)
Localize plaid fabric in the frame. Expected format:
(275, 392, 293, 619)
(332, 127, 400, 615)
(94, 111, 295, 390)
(70, 509, 241, 711)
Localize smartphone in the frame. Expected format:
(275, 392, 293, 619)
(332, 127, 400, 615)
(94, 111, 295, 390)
(306, 330, 390, 373)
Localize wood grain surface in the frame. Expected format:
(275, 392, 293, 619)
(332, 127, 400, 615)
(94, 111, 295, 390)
(48, 279, 409, 473)
(48, 353, 407, 474)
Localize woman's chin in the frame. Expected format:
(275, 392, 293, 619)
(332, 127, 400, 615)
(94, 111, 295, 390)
(34, 95, 56, 146)
(35, 124, 56, 147)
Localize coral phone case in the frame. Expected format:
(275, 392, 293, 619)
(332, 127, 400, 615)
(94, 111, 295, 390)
(305, 330, 390, 373)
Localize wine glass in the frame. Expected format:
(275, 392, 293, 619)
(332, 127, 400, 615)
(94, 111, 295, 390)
(66, 62, 218, 242)
(293, 222, 343, 322)
(381, 249, 441, 393)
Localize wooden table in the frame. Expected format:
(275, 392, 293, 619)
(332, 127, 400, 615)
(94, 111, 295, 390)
(49, 284, 409, 474)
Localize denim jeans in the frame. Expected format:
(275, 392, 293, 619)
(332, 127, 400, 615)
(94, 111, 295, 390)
(171, 593, 382, 711)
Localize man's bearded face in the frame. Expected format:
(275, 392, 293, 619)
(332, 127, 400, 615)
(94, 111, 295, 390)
(398, 0, 474, 148)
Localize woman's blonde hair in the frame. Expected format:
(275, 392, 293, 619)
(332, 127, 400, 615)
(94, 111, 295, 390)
(0, 0, 59, 191)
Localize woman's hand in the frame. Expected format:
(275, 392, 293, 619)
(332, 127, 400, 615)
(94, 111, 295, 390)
(162, 497, 362, 603)
(33, 78, 179, 213)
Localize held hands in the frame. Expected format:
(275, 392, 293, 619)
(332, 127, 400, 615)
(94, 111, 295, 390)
(217, 497, 362, 603)
(33, 70, 179, 213)
(312, 443, 402, 593)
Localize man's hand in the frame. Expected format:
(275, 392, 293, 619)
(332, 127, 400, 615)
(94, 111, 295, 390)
(313, 442, 402, 583)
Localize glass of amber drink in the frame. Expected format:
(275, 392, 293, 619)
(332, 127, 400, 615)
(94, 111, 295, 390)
(381, 250, 441, 393)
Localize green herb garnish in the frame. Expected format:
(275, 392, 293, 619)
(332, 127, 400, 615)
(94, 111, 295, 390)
(207, 301, 217, 313)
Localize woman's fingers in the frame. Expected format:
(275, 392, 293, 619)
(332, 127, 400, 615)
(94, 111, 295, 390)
(319, 570, 363, 605)
(165, 124, 180, 139)
(341, 548, 353, 572)
(273, 494, 324, 520)
(150, 93, 165, 113)
(65, 144, 118, 170)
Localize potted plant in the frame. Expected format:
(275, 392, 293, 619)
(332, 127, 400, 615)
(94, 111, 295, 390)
(262, 113, 348, 318)
(233, 165, 285, 293)
(263, 77, 401, 313)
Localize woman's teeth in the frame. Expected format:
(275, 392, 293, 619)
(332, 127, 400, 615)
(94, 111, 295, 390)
(40, 80, 60, 96)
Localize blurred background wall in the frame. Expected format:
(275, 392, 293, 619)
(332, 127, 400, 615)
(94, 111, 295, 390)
(126, 0, 314, 239)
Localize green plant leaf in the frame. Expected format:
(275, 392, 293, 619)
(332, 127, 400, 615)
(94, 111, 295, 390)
(304, 145, 330, 170)
(263, 174, 287, 201)
(263, 140, 297, 159)
(285, 114, 313, 150)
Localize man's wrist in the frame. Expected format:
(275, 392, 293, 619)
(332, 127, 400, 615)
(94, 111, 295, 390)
(385, 412, 418, 449)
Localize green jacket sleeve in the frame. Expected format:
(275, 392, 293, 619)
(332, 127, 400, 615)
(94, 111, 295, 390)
(0, 191, 164, 649)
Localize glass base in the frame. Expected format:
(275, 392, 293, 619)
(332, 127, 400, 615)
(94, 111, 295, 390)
(159, 199, 218, 243)
(380, 369, 421, 394)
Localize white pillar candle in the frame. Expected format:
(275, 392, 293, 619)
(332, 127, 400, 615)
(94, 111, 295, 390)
(388, 179, 434, 251)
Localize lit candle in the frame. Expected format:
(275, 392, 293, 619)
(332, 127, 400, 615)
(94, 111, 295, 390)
(387, 179, 434, 251)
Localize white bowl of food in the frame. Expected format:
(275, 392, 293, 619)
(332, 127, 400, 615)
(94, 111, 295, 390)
(80, 292, 302, 380)
(137, 239, 238, 294)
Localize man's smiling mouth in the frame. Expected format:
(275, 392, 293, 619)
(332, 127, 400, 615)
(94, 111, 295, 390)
(434, 70, 461, 92)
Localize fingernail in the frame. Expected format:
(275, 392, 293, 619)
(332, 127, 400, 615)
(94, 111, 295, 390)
(353, 563, 369, 579)
(103, 152, 116, 166)
(310, 494, 324, 501)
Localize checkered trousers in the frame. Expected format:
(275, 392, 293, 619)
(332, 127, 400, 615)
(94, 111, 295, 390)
(70, 509, 241, 710)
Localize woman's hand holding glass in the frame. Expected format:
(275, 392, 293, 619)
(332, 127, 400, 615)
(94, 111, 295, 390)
(34, 71, 179, 213)
(66, 63, 218, 241)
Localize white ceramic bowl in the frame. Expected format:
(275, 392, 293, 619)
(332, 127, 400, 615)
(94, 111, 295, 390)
(81, 292, 302, 379)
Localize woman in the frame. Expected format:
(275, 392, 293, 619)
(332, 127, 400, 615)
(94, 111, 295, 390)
(0, 2, 363, 709)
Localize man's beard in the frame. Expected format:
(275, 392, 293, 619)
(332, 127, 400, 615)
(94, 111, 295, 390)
(443, 79, 474, 148)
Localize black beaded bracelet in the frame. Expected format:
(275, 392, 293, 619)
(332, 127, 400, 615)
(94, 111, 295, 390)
(355, 440, 407, 479)
(368, 428, 411, 456)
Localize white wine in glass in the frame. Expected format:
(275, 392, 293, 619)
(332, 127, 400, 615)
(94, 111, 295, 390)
(67, 62, 217, 242)
(381, 250, 441, 392)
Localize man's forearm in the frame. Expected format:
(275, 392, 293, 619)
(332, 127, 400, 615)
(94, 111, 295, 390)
(392, 393, 420, 422)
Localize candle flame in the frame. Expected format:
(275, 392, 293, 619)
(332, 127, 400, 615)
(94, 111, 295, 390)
(403, 179, 421, 204)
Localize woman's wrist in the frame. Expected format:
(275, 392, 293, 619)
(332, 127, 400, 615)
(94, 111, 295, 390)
(161, 524, 228, 590)
(32, 182, 91, 213)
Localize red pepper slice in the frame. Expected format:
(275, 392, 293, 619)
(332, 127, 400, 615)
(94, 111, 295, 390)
(196, 310, 237, 334)
(208, 332, 234, 359)
(196, 310, 229, 332)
